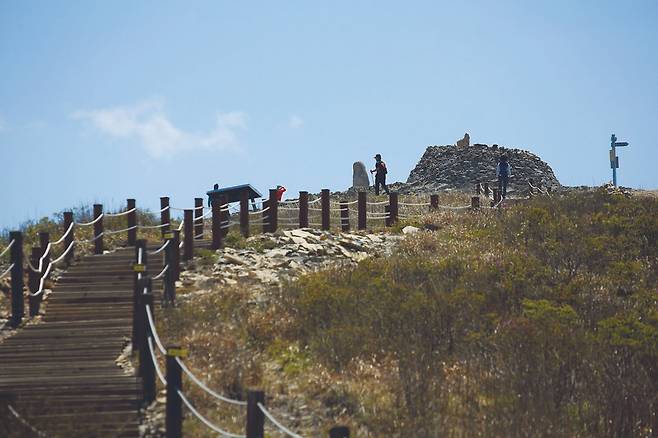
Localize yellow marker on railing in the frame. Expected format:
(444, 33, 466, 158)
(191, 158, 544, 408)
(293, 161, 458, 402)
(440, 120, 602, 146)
(168, 347, 188, 358)
(133, 264, 146, 273)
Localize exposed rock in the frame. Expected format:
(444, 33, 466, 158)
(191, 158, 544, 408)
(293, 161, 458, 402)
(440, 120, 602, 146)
(352, 161, 370, 188)
(402, 226, 420, 234)
(456, 132, 470, 148)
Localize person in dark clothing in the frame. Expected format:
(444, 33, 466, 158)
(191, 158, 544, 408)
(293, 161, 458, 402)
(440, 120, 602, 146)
(496, 155, 511, 199)
(370, 153, 390, 195)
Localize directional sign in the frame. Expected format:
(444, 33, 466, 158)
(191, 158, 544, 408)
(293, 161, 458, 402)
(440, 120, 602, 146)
(614, 142, 629, 147)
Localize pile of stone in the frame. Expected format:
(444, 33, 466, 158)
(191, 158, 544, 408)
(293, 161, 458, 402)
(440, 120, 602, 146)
(405, 143, 560, 196)
(180, 229, 400, 296)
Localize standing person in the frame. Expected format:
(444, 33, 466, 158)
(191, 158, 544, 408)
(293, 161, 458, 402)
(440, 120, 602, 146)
(370, 154, 390, 195)
(496, 155, 511, 199)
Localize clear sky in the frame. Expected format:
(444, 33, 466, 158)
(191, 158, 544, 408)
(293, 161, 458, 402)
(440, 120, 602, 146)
(2, 1, 657, 229)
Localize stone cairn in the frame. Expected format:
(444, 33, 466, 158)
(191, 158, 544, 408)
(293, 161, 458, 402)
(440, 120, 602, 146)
(405, 143, 560, 195)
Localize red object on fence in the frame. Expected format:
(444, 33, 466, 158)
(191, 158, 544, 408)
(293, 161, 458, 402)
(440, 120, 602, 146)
(276, 185, 286, 202)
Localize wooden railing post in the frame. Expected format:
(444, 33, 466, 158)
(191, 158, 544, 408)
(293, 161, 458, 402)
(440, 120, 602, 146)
(160, 197, 170, 237)
(166, 347, 184, 438)
(127, 199, 137, 246)
(471, 196, 481, 209)
(430, 194, 439, 211)
(140, 280, 156, 405)
(262, 200, 270, 234)
(163, 233, 176, 306)
(268, 189, 278, 233)
(9, 231, 24, 327)
(194, 198, 203, 239)
(39, 233, 50, 295)
(219, 195, 229, 238)
(321, 189, 330, 231)
(183, 209, 194, 261)
(299, 191, 309, 228)
(357, 192, 367, 230)
(329, 426, 350, 438)
(484, 182, 490, 196)
(28, 247, 41, 317)
(476, 182, 481, 195)
(240, 190, 250, 237)
(93, 204, 103, 254)
(211, 199, 221, 249)
(63, 211, 75, 263)
(389, 192, 398, 224)
(133, 239, 147, 348)
(493, 188, 500, 204)
(340, 201, 350, 232)
(246, 390, 265, 438)
(171, 230, 181, 280)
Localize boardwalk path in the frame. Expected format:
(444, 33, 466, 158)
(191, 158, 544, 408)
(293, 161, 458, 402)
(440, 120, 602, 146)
(0, 247, 163, 437)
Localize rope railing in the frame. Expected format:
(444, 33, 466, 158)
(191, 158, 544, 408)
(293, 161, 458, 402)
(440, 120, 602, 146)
(149, 239, 171, 255)
(160, 205, 170, 213)
(75, 232, 104, 244)
(171, 205, 206, 211)
(0, 239, 15, 258)
(178, 390, 246, 438)
(249, 206, 270, 215)
(147, 337, 167, 385)
(0, 263, 15, 278)
(176, 358, 248, 406)
(399, 201, 431, 207)
(76, 214, 104, 226)
(104, 225, 137, 235)
(257, 402, 304, 438)
(7, 404, 49, 437)
(105, 207, 136, 217)
(137, 222, 170, 230)
(152, 264, 169, 281)
(50, 241, 75, 265)
(145, 304, 167, 355)
(50, 222, 75, 245)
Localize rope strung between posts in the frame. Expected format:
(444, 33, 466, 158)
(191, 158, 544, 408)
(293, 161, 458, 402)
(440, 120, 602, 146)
(7, 404, 49, 437)
(249, 206, 270, 215)
(147, 336, 167, 385)
(399, 201, 431, 207)
(278, 207, 299, 211)
(105, 225, 138, 235)
(195, 233, 205, 239)
(105, 207, 137, 217)
(438, 205, 471, 211)
(159, 205, 170, 213)
(152, 264, 169, 280)
(50, 241, 75, 265)
(138, 223, 170, 230)
(0, 239, 15, 258)
(0, 263, 14, 278)
(50, 222, 75, 245)
(308, 207, 323, 212)
(29, 261, 54, 297)
(75, 232, 104, 244)
(177, 220, 184, 231)
(307, 198, 322, 205)
(175, 358, 248, 406)
(257, 403, 304, 438)
(26, 243, 52, 273)
(149, 240, 171, 255)
(178, 390, 246, 438)
(171, 205, 206, 212)
(366, 200, 388, 206)
(145, 304, 167, 355)
(76, 214, 104, 226)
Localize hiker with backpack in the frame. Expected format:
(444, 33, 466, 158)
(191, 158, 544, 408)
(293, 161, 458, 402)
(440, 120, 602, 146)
(370, 153, 390, 196)
(496, 155, 511, 199)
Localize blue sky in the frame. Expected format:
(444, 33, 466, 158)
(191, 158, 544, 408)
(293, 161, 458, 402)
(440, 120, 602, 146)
(2, 1, 657, 229)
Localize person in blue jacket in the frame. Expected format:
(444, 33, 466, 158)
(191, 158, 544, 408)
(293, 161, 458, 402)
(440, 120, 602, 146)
(496, 155, 511, 199)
